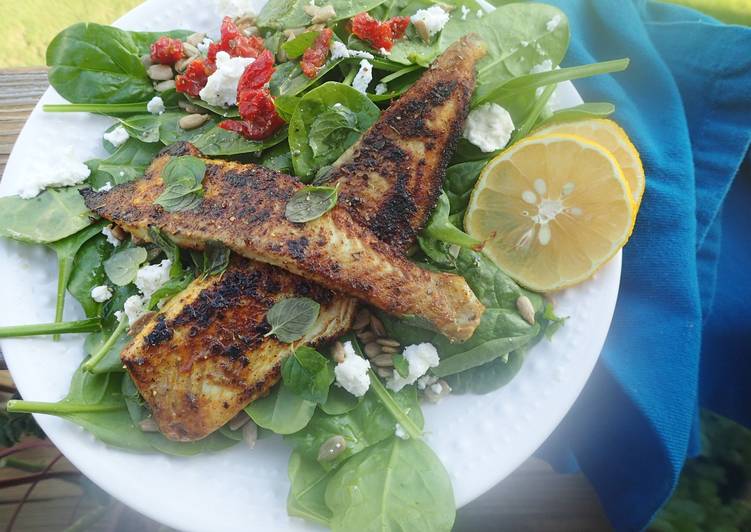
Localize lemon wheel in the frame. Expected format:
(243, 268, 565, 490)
(464, 134, 635, 292)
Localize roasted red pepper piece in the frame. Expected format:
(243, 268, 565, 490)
(300, 28, 334, 79)
(175, 58, 216, 97)
(150, 36, 185, 65)
(350, 13, 410, 51)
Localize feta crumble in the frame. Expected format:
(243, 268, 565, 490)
(352, 59, 373, 94)
(147, 96, 165, 115)
(199, 51, 255, 107)
(460, 5, 469, 20)
(90, 285, 113, 303)
(329, 41, 374, 61)
(411, 6, 450, 38)
(135, 259, 172, 300)
(395, 423, 409, 440)
(120, 295, 147, 324)
(463, 103, 515, 153)
(334, 341, 371, 397)
(103, 125, 129, 148)
(546, 14, 562, 31)
(386, 343, 439, 392)
(416, 374, 438, 391)
(375, 82, 388, 95)
(94, 182, 113, 192)
(101, 225, 121, 247)
(197, 37, 213, 55)
(378, 47, 390, 56)
(530, 59, 553, 74)
(14, 146, 90, 199)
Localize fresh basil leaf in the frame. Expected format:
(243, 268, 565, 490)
(147, 227, 182, 276)
(190, 241, 231, 278)
(282, 31, 320, 59)
(308, 105, 358, 159)
(325, 437, 455, 532)
(155, 176, 204, 212)
(282, 346, 335, 404)
(285, 185, 339, 223)
(245, 384, 317, 434)
(148, 271, 194, 308)
(265, 297, 321, 343)
(392, 354, 409, 378)
(104, 247, 147, 286)
(0, 188, 93, 244)
(162, 156, 206, 186)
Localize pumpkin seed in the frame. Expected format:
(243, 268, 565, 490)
(516, 295, 536, 325)
(318, 435, 347, 461)
(179, 113, 211, 130)
(364, 342, 381, 358)
(147, 64, 174, 81)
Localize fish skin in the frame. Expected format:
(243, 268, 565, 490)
(102, 37, 487, 441)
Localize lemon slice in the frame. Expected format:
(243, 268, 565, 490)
(464, 134, 635, 292)
(532, 118, 645, 210)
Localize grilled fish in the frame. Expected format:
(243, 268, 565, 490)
(110, 37, 486, 440)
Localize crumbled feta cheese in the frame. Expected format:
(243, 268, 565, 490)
(90, 285, 113, 303)
(546, 14, 562, 31)
(329, 41, 374, 61)
(416, 374, 438, 391)
(352, 59, 373, 94)
(386, 343, 439, 392)
(463, 103, 515, 153)
(135, 259, 172, 300)
(101, 225, 121, 247)
(530, 59, 553, 74)
(429, 382, 444, 395)
(378, 47, 390, 56)
(147, 96, 165, 115)
(218, 0, 256, 18)
(103, 125, 129, 148)
(529, 60, 561, 103)
(199, 51, 255, 107)
(198, 37, 213, 55)
(395, 423, 409, 440)
(334, 341, 371, 397)
(121, 295, 147, 324)
(375, 83, 388, 95)
(411, 6, 450, 38)
(460, 5, 469, 20)
(94, 182, 113, 192)
(14, 146, 91, 199)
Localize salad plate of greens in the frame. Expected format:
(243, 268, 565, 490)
(0, 0, 628, 530)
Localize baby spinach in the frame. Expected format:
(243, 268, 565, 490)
(104, 247, 148, 286)
(257, 0, 387, 30)
(443, 160, 487, 220)
(287, 451, 335, 525)
(147, 227, 182, 276)
(0, 188, 93, 244)
(155, 156, 206, 212)
(421, 192, 480, 249)
(190, 242, 231, 278)
(270, 59, 345, 97)
(265, 297, 321, 343)
(325, 438, 455, 532)
(186, 97, 241, 118)
(84, 324, 131, 374)
(191, 125, 287, 156)
(536, 102, 616, 128)
(282, 346, 335, 404)
(67, 235, 112, 318)
(282, 31, 320, 59)
(46, 23, 153, 104)
(86, 138, 162, 189)
(148, 271, 194, 308)
(320, 386, 363, 416)
(445, 348, 526, 394)
(128, 29, 193, 56)
(245, 384, 317, 435)
(285, 185, 339, 223)
(260, 143, 294, 173)
(289, 82, 380, 178)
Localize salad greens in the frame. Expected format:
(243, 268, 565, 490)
(0, 2, 631, 530)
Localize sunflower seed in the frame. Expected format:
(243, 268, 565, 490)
(370, 315, 386, 337)
(413, 19, 430, 43)
(228, 411, 250, 431)
(516, 295, 536, 325)
(138, 417, 159, 432)
(147, 64, 174, 81)
(242, 420, 258, 449)
(183, 42, 200, 58)
(371, 354, 394, 368)
(186, 32, 206, 47)
(179, 113, 210, 130)
(379, 346, 399, 354)
(331, 341, 346, 364)
(423, 380, 451, 403)
(364, 342, 382, 358)
(318, 435, 347, 462)
(376, 338, 400, 348)
(178, 99, 202, 113)
(304, 4, 337, 24)
(376, 367, 393, 378)
(352, 308, 371, 330)
(140, 54, 153, 67)
(155, 79, 176, 92)
(175, 57, 192, 73)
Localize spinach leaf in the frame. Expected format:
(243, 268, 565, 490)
(282, 346, 335, 404)
(83, 325, 131, 374)
(67, 235, 112, 318)
(265, 297, 321, 343)
(308, 106, 358, 160)
(282, 31, 320, 59)
(257, 0, 388, 30)
(535, 102, 616, 129)
(190, 242, 231, 278)
(445, 348, 525, 394)
(421, 192, 480, 249)
(191, 124, 287, 156)
(270, 59, 345, 97)
(186, 96, 241, 118)
(320, 386, 363, 416)
(245, 384, 317, 435)
(104, 247, 148, 286)
(147, 227, 182, 275)
(289, 82, 380, 178)
(86, 138, 162, 189)
(285, 386, 423, 470)
(46, 23, 153, 104)
(155, 156, 206, 212)
(274, 95, 301, 122)
(148, 271, 194, 308)
(285, 185, 339, 223)
(443, 160, 487, 219)
(287, 451, 334, 525)
(325, 438, 455, 532)
(260, 143, 294, 173)
(0, 188, 93, 244)
(128, 29, 193, 56)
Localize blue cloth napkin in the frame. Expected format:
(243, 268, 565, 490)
(531, 1, 751, 529)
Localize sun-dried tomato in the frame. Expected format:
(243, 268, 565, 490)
(175, 58, 216, 97)
(300, 28, 333, 79)
(238, 49, 276, 92)
(350, 13, 409, 51)
(221, 88, 284, 140)
(208, 16, 265, 63)
(150, 36, 185, 65)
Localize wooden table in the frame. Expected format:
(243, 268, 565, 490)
(0, 67, 612, 532)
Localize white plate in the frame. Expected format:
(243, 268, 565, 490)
(0, 1, 620, 530)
